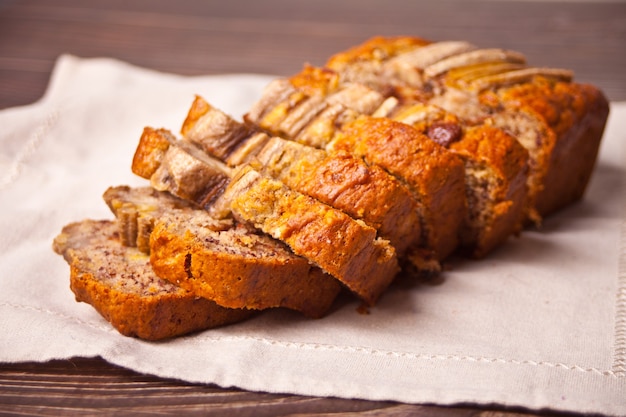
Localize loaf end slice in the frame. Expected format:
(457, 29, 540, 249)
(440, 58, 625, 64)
(53, 219, 254, 341)
(488, 79, 610, 220)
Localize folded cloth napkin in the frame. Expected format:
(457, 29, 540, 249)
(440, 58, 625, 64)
(1, 55, 624, 416)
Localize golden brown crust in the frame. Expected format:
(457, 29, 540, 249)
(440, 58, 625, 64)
(255, 137, 422, 258)
(69, 263, 252, 340)
(54, 220, 253, 341)
(326, 36, 432, 71)
(289, 64, 341, 97)
(131, 127, 175, 179)
(226, 166, 399, 305)
(180, 95, 212, 136)
(330, 116, 467, 260)
(294, 151, 422, 258)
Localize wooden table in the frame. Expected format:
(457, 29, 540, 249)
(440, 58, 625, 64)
(1, 1, 624, 415)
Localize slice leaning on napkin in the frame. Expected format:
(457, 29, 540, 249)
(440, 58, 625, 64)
(53, 35, 610, 340)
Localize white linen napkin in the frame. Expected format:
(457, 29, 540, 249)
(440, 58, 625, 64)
(1, 55, 624, 416)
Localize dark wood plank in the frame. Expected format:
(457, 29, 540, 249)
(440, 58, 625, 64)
(0, 358, 569, 416)
(0, 0, 624, 109)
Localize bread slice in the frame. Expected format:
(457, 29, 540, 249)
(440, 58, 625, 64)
(218, 165, 399, 306)
(329, 116, 466, 260)
(52, 219, 254, 340)
(103, 185, 341, 318)
(325, 36, 610, 224)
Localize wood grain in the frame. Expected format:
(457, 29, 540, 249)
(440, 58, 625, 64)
(0, 358, 564, 416)
(0, 0, 624, 110)
(1, 0, 624, 415)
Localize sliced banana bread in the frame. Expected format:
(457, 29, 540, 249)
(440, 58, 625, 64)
(103, 185, 341, 318)
(52, 219, 254, 340)
(246, 69, 528, 258)
(219, 165, 400, 306)
(177, 97, 427, 264)
(254, 137, 423, 259)
(325, 36, 610, 224)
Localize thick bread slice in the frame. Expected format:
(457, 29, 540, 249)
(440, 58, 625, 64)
(103, 185, 341, 318)
(52, 219, 254, 340)
(329, 116, 467, 261)
(220, 165, 400, 306)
